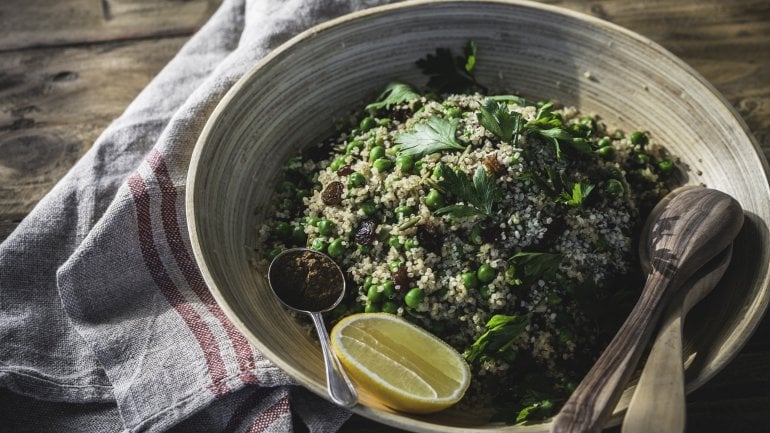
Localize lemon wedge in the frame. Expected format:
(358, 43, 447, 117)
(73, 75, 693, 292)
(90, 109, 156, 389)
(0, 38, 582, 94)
(330, 313, 470, 414)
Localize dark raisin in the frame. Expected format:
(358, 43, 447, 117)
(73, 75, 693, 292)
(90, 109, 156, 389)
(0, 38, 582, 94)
(392, 266, 410, 291)
(481, 225, 501, 243)
(482, 155, 506, 176)
(416, 222, 442, 255)
(321, 181, 344, 205)
(354, 219, 376, 245)
(336, 165, 354, 176)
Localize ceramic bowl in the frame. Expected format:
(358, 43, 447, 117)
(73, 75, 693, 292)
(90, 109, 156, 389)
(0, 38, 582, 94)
(187, 1, 770, 431)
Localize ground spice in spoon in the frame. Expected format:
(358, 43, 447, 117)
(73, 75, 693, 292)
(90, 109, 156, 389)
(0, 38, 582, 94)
(269, 250, 344, 312)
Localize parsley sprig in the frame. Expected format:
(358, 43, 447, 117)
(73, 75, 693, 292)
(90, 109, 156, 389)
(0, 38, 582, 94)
(365, 82, 421, 111)
(465, 314, 530, 363)
(416, 41, 486, 94)
(477, 99, 523, 144)
(395, 116, 465, 158)
(434, 165, 501, 218)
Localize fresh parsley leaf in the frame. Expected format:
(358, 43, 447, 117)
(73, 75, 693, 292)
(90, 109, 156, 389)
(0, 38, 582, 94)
(510, 252, 561, 280)
(416, 41, 486, 94)
(395, 116, 465, 158)
(465, 314, 529, 363)
(516, 399, 555, 424)
(365, 82, 421, 111)
(464, 40, 477, 74)
(561, 182, 594, 206)
(477, 99, 523, 144)
(488, 94, 536, 107)
(435, 165, 501, 218)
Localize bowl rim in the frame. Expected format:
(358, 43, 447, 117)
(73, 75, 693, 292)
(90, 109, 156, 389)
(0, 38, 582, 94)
(186, 0, 770, 430)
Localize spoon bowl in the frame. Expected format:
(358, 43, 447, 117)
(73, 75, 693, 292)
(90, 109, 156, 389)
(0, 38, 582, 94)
(267, 248, 358, 408)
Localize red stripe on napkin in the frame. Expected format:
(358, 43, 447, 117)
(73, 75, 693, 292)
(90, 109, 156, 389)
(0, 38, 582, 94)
(247, 394, 290, 433)
(146, 149, 258, 384)
(128, 173, 230, 395)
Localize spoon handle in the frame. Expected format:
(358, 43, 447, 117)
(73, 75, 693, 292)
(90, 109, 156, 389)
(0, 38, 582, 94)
(309, 311, 358, 408)
(622, 246, 732, 433)
(551, 271, 672, 433)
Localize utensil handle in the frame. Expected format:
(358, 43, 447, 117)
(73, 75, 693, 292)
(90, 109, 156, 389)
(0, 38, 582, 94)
(310, 312, 358, 408)
(551, 271, 671, 433)
(622, 303, 685, 433)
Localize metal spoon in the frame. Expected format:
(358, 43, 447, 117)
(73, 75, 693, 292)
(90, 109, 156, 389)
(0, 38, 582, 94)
(551, 187, 744, 433)
(268, 248, 358, 408)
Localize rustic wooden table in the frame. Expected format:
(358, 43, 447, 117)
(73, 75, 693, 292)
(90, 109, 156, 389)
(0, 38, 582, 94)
(1, 0, 768, 432)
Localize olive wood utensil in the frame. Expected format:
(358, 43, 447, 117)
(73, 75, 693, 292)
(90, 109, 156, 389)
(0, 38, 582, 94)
(621, 186, 732, 433)
(551, 188, 744, 433)
(622, 245, 732, 433)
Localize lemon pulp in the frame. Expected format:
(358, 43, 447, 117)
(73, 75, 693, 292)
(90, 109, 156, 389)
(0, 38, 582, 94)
(330, 313, 470, 414)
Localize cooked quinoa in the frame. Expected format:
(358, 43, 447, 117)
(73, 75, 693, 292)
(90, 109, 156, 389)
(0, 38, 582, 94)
(256, 87, 677, 421)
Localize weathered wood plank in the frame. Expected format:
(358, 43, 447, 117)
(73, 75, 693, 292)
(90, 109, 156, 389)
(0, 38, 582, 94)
(0, 0, 222, 51)
(0, 37, 189, 228)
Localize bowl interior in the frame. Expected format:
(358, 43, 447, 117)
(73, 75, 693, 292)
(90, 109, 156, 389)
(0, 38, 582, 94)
(187, 1, 770, 431)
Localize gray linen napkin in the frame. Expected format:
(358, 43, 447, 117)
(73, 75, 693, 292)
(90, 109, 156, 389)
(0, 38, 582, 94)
(0, 0, 391, 431)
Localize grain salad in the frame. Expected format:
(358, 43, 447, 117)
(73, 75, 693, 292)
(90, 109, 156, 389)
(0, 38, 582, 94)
(255, 44, 679, 422)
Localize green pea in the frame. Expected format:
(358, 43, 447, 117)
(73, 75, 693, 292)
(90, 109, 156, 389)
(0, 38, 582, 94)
(404, 238, 418, 250)
(364, 302, 380, 313)
(360, 201, 377, 216)
(348, 172, 366, 187)
(388, 261, 403, 272)
(329, 156, 346, 171)
(444, 107, 462, 118)
(432, 163, 444, 179)
(425, 189, 444, 210)
(310, 238, 327, 251)
(381, 281, 396, 299)
(395, 155, 414, 173)
(274, 221, 291, 240)
(317, 219, 334, 236)
(382, 301, 399, 314)
(597, 137, 612, 148)
(327, 238, 345, 258)
(479, 285, 492, 300)
(629, 130, 648, 146)
(404, 287, 424, 308)
(373, 158, 393, 172)
(346, 140, 364, 154)
(369, 146, 385, 162)
(414, 160, 424, 172)
(658, 159, 675, 173)
(461, 271, 479, 289)
(306, 216, 320, 226)
(363, 276, 374, 289)
(596, 145, 615, 159)
(388, 235, 402, 249)
(636, 153, 651, 165)
(477, 264, 496, 283)
(367, 285, 383, 303)
(606, 179, 624, 195)
(395, 205, 414, 219)
(360, 117, 377, 132)
(291, 225, 307, 245)
(386, 145, 400, 155)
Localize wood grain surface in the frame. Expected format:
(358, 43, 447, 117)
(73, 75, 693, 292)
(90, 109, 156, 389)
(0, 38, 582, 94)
(1, 0, 769, 432)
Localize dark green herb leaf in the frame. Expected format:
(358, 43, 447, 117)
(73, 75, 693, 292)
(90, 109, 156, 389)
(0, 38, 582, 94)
(416, 42, 486, 94)
(488, 94, 537, 107)
(561, 182, 595, 206)
(535, 127, 572, 141)
(436, 165, 501, 217)
(434, 204, 484, 218)
(516, 399, 555, 423)
(510, 252, 561, 279)
(365, 82, 421, 111)
(477, 99, 523, 144)
(465, 314, 529, 363)
(395, 116, 465, 158)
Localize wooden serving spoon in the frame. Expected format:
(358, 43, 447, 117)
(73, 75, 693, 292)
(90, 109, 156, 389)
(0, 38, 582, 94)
(621, 186, 733, 433)
(551, 187, 744, 433)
